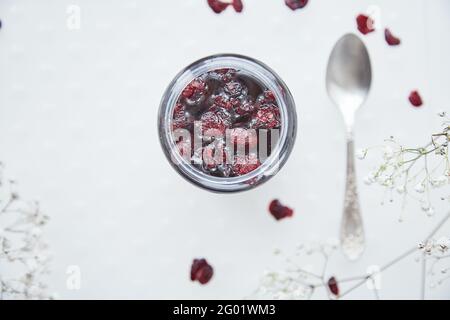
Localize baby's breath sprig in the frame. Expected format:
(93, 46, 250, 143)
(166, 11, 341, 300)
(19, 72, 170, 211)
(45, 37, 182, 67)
(360, 112, 450, 220)
(0, 162, 54, 300)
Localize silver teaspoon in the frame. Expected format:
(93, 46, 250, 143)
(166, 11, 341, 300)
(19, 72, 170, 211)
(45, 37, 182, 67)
(326, 33, 372, 260)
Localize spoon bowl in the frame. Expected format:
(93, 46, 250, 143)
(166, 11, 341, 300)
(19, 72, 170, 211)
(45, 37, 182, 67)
(326, 33, 372, 128)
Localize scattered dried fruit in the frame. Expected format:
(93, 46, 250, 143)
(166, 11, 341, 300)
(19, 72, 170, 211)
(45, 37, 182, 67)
(327, 276, 339, 296)
(285, 0, 308, 11)
(207, 0, 243, 14)
(191, 259, 214, 285)
(409, 90, 423, 107)
(269, 199, 294, 220)
(384, 28, 401, 46)
(356, 14, 375, 35)
(172, 67, 282, 177)
(232, 153, 261, 176)
(250, 104, 281, 129)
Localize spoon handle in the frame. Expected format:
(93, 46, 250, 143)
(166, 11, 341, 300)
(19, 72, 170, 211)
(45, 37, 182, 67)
(341, 134, 365, 260)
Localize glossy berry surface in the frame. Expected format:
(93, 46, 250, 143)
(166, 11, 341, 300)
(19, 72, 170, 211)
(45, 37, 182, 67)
(172, 67, 282, 178)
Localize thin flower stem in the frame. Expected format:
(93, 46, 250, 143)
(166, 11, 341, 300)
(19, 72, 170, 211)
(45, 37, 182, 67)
(339, 211, 450, 299)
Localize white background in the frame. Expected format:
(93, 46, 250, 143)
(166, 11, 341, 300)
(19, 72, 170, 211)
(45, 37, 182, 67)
(1, 0, 449, 299)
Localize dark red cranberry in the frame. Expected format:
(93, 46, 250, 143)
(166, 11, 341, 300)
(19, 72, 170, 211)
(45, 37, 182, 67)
(228, 127, 258, 150)
(408, 90, 423, 107)
(232, 0, 243, 12)
(285, 0, 308, 11)
(182, 78, 208, 105)
(250, 104, 281, 129)
(191, 259, 214, 285)
(356, 14, 375, 35)
(385, 28, 401, 46)
(269, 199, 293, 220)
(172, 103, 193, 130)
(327, 277, 339, 296)
(224, 81, 246, 98)
(232, 153, 260, 176)
(256, 90, 276, 105)
(201, 139, 229, 171)
(200, 107, 233, 137)
(212, 94, 233, 111)
(233, 99, 258, 117)
(207, 0, 229, 14)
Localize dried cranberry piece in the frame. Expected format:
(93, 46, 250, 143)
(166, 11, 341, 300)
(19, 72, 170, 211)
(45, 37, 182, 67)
(250, 104, 281, 129)
(202, 140, 228, 170)
(232, 0, 243, 12)
(200, 107, 233, 136)
(172, 103, 193, 130)
(385, 28, 401, 46)
(356, 14, 375, 35)
(224, 81, 246, 98)
(212, 94, 233, 111)
(228, 127, 258, 150)
(269, 199, 293, 220)
(408, 90, 423, 107)
(233, 99, 258, 117)
(285, 0, 308, 11)
(207, 0, 229, 14)
(231, 153, 260, 176)
(256, 90, 276, 105)
(327, 277, 339, 296)
(191, 259, 214, 285)
(208, 68, 237, 83)
(182, 78, 208, 105)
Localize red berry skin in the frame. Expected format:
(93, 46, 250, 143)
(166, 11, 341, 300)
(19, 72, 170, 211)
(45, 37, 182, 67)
(285, 0, 308, 11)
(268, 199, 293, 220)
(385, 28, 401, 46)
(232, 0, 243, 12)
(356, 14, 375, 35)
(408, 90, 423, 107)
(207, 0, 229, 14)
(327, 277, 339, 296)
(250, 104, 281, 129)
(191, 259, 214, 285)
(232, 154, 260, 176)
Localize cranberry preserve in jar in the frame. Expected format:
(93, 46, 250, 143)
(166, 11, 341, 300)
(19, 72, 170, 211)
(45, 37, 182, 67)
(158, 54, 297, 192)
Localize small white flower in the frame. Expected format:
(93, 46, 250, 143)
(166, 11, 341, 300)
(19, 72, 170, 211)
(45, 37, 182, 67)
(414, 183, 425, 193)
(431, 175, 447, 187)
(364, 173, 376, 185)
(426, 207, 435, 217)
(356, 148, 368, 160)
(436, 237, 450, 252)
(383, 146, 394, 160)
(396, 185, 406, 194)
(421, 201, 430, 211)
(437, 110, 447, 117)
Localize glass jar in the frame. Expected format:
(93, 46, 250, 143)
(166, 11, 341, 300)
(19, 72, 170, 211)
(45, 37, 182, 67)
(158, 54, 297, 192)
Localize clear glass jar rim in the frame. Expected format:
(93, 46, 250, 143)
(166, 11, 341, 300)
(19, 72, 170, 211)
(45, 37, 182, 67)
(158, 54, 297, 192)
